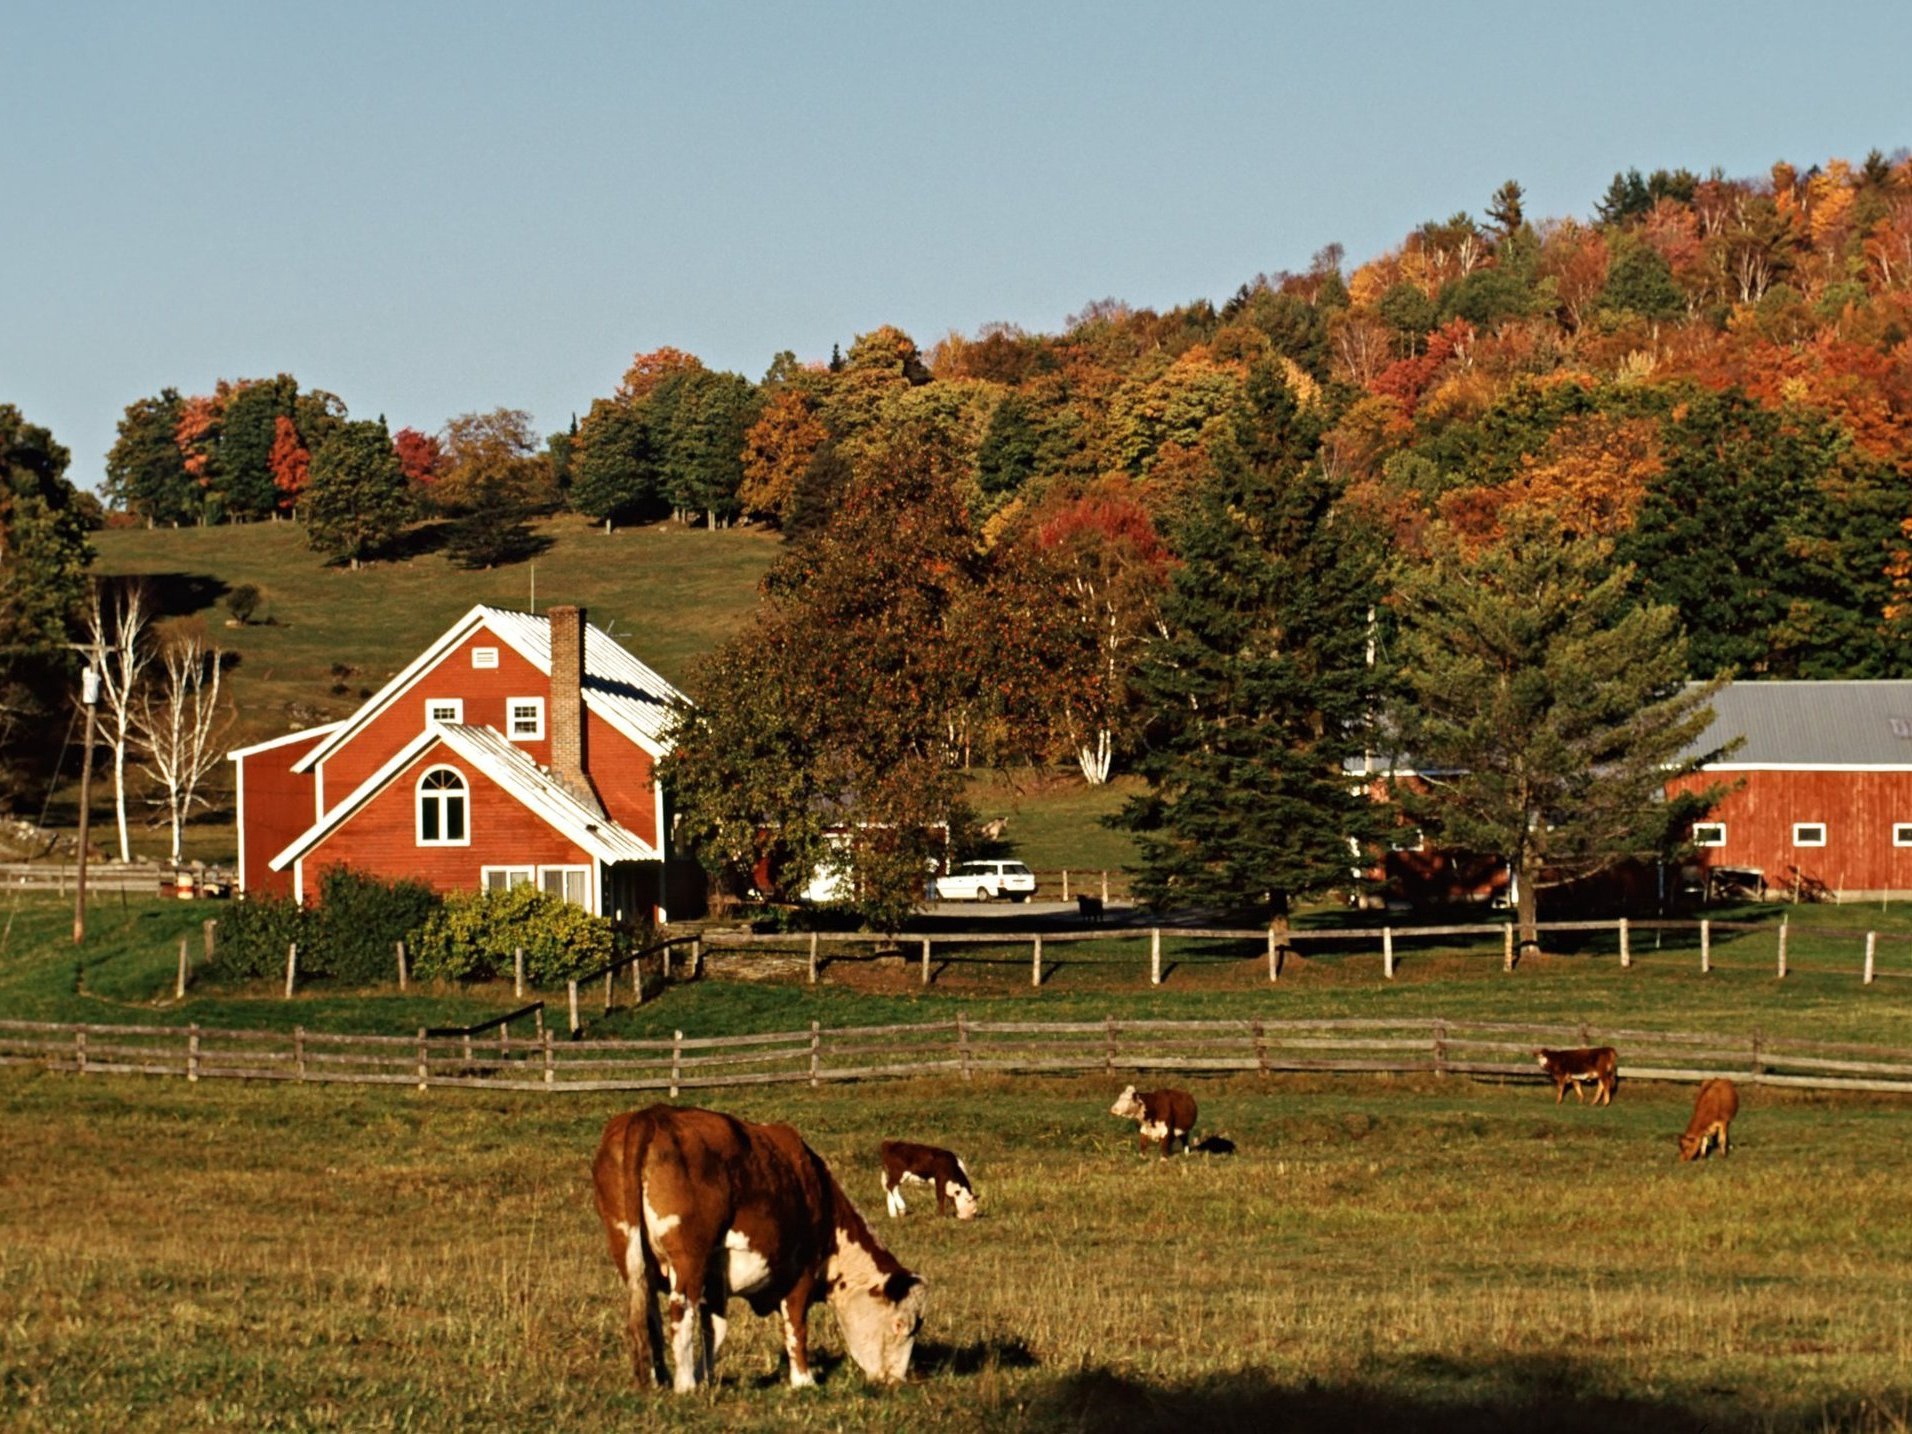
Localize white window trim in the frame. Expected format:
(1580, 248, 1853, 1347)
(1692, 823, 1726, 848)
(416, 765, 471, 847)
(425, 697, 464, 725)
(471, 646, 499, 669)
(1792, 822, 1827, 849)
(506, 696, 546, 742)
(482, 865, 535, 891)
(1894, 823, 1912, 849)
(539, 864, 592, 907)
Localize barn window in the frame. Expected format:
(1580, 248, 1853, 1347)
(417, 767, 469, 845)
(540, 866, 591, 908)
(483, 865, 533, 892)
(471, 646, 499, 669)
(1792, 822, 1827, 848)
(425, 698, 463, 724)
(1895, 824, 1912, 848)
(1692, 823, 1726, 848)
(507, 697, 545, 741)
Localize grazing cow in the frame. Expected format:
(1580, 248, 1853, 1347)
(1534, 1046, 1618, 1105)
(879, 1140, 979, 1219)
(1110, 1085, 1198, 1157)
(592, 1104, 927, 1393)
(1678, 1078, 1739, 1161)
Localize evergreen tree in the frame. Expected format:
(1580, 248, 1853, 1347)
(217, 375, 300, 518)
(304, 420, 410, 569)
(1595, 168, 1652, 225)
(105, 389, 196, 525)
(569, 397, 657, 529)
(977, 394, 1040, 498)
(1118, 370, 1389, 920)
(1391, 511, 1728, 953)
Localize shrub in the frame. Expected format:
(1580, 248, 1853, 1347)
(216, 894, 311, 981)
(310, 867, 441, 984)
(413, 885, 617, 985)
(224, 583, 262, 624)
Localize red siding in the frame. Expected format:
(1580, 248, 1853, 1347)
(1667, 768, 1912, 896)
(298, 745, 593, 902)
(234, 732, 329, 899)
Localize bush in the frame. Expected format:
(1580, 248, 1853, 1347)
(224, 583, 262, 624)
(310, 867, 441, 984)
(413, 885, 617, 985)
(216, 894, 311, 980)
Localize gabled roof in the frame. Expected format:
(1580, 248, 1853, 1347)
(269, 721, 660, 872)
(1677, 680, 1912, 769)
(228, 722, 344, 762)
(292, 604, 688, 773)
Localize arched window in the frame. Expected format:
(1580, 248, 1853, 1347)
(417, 766, 468, 845)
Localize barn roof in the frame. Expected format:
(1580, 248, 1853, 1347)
(1680, 680, 1912, 769)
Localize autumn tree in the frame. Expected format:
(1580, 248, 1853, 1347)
(218, 376, 300, 518)
(432, 409, 554, 516)
(1390, 512, 1729, 954)
(738, 387, 827, 525)
(393, 427, 442, 488)
(303, 420, 410, 569)
(268, 415, 310, 510)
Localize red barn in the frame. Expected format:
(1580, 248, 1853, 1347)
(228, 604, 690, 920)
(1666, 680, 1912, 901)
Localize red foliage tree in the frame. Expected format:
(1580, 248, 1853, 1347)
(268, 414, 309, 508)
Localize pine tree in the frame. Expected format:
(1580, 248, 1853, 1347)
(1119, 369, 1389, 920)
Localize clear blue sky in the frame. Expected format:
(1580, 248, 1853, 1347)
(6, 0, 1909, 491)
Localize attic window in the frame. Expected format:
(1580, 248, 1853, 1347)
(472, 647, 499, 669)
(425, 698, 463, 724)
(507, 697, 545, 741)
(1793, 822, 1827, 848)
(1692, 823, 1726, 848)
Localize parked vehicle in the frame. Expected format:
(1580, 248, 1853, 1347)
(931, 859, 1037, 902)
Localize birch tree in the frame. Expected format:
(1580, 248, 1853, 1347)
(135, 633, 228, 864)
(83, 580, 153, 862)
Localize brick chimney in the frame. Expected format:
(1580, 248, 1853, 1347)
(546, 605, 605, 816)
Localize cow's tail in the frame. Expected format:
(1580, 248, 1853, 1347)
(596, 1112, 665, 1388)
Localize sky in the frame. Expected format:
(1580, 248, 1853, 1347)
(6, 0, 1912, 492)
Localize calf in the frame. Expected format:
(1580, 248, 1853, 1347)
(879, 1140, 979, 1219)
(1678, 1078, 1739, 1161)
(1110, 1085, 1198, 1157)
(1534, 1046, 1617, 1105)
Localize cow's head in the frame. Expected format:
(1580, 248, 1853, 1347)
(1109, 1085, 1143, 1120)
(949, 1181, 980, 1220)
(836, 1270, 927, 1383)
(1676, 1131, 1704, 1162)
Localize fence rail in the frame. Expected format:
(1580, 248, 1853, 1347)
(0, 862, 232, 895)
(8, 1014, 1912, 1097)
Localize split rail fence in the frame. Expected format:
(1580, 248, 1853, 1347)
(6, 1013, 1912, 1097)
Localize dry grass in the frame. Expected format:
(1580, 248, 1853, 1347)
(5, 1067, 1912, 1431)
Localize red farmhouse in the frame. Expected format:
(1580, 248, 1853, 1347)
(1667, 679, 1912, 902)
(227, 604, 688, 920)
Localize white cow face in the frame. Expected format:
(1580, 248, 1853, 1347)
(837, 1275, 927, 1384)
(951, 1183, 979, 1220)
(1110, 1085, 1143, 1120)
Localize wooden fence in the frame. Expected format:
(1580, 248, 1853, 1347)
(0, 862, 232, 896)
(7, 1013, 1912, 1097)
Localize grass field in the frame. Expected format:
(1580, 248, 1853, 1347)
(8, 897, 1912, 1427)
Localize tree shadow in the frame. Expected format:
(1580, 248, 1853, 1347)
(121, 572, 228, 619)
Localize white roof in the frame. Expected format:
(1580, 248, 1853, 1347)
(228, 722, 344, 762)
(269, 721, 660, 871)
(293, 604, 688, 773)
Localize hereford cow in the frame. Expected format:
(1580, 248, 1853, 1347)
(1678, 1078, 1739, 1161)
(1110, 1085, 1198, 1157)
(1534, 1046, 1618, 1105)
(879, 1140, 979, 1219)
(592, 1105, 927, 1393)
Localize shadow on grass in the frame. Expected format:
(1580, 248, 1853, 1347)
(1027, 1355, 1910, 1433)
(133, 571, 229, 618)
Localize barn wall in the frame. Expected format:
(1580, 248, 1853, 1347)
(1666, 768, 1912, 896)
(234, 731, 329, 899)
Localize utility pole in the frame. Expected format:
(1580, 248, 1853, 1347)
(73, 665, 99, 945)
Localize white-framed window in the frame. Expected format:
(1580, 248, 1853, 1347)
(417, 766, 469, 845)
(507, 697, 545, 742)
(540, 865, 591, 907)
(471, 646, 499, 669)
(425, 698, 463, 724)
(1792, 822, 1827, 848)
(483, 865, 534, 892)
(1894, 823, 1912, 848)
(1692, 822, 1726, 848)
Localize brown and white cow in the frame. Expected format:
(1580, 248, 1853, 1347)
(1534, 1046, 1618, 1105)
(1110, 1085, 1198, 1157)
(1678, 1078, 1739, 1161)
(880, 1140, 978, 1219)
(592, 1104, 927, 1393)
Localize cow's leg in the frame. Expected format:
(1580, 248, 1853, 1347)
(781, 1274, 818, 1389)
(703, 1268, 728, 1380)
(660, 1251, 710, 1393)
(1718, 1123, 1729, 1158)
(613, 1222, 665, 1389)
(1554, 1079, 1566, 1104)
(884, 1176, 905, 1218)
(936, 1181, 953, 1217)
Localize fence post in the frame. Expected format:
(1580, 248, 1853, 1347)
(202, 917, 216, 960)
(670, 1030, 682, 1097)
(75, 1028, 86, 1075)
(809, 1022, 820, 1088)
(1105, 1014, 1116, 1073)
(1700, 919, 1711, 974)
(603, 968, 613, 1015)
(284, 941, 298, 999)
(1383, 927, 1395, 980)
(416, 1028, 429, 1091)
(187, 1023, 200, 1083)
(567, 980, 580, 1037)
(1101, 870, 1109, 903)
(1503, 925, 1515, 972)
(1268, 924, 1279, 982)
(396, 939, 408, 992)
(808, 931, 819, 985)
(1032, 934, 1043, 989)
(293, 1024, 306, 1081)
(542, 1027, 554, 1086)
(1751, 1027, 1764, 1078)
(1865, 931, 1877, 985)
(921, 937, 931, 987)
(1433, 1019, 1449, 1077)
(514, 946, 525, 998)
(1151, 928, 1162, 986)
(1777, 920, 1789, 979)
(1619, 918, 1630, 969)
(1062, 869, 1070, 901)
(175, 935, 189, 999)
(1253, 1019, 1267, 1076)
(957, 1011, 971, 1082)
(633, 951, 643, 1006)
(462, 1030, 473, 1065)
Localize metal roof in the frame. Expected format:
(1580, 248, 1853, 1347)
(1679, 680, 1912, 768)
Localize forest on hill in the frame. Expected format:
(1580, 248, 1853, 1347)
(6, 150, 1911, 918)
